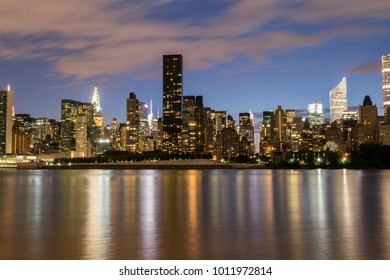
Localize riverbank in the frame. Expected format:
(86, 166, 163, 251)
(17, 159, 266, 170)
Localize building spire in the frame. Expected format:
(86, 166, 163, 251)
(92, 85, 101, 112)
(7, 82, 11, 92)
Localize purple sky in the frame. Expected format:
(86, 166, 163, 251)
(1, 0, 390, 124)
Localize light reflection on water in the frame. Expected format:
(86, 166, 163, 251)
(0, 169, 390, 260)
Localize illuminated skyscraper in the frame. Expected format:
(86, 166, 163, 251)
(60, 99, 93, 152)
(0, 84, 14, 154)
(162, 54, 183, 152)
(329, 77, 347, 123)
(126, 92, 139, 152)
(75, 115, 90, 157)
(308, 101, 324, 126)
(274, 105, 287, 150)
(239, 112, 255, 156)
(382, 55, 390, 123)
(260, 110, 274, 156)
(92, 85, 104, 127)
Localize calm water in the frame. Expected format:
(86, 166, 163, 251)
(1, 169, 390, 260)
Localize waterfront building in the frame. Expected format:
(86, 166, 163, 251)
(162, 54, 183, 152)
(382, 55, 390, 123)
(182, 96, 197, 152)
(182, 96, 205, 153)
(215, 127, 240, 160)
(138, 101, 150, 152)
(308, 101, 324, 127)
(203, 107, 215, 155)
(0, 85, 14, 154)
(126, 92, 139, 152)
(75, 115, 91, 157)
(60, 99, 93, 152)
(329, 77, 347, 123)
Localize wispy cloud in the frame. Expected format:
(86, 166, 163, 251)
(0, 0, 389, 80)
(345, 61, 382, 74)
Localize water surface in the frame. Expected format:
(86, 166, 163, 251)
(1, 169, 389, 259)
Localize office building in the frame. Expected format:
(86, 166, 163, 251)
(0, 85, 14, 154)
(260, 110, 274, 156)
(308, 101, 324, 127)
(126, 92, 139, 152)
(60, 99, 93, 152)
(75, 115, 91, 157)
(329, 77, 347, 123)
(239, 112, 255, 156)
(274, 105, 287, 150)
(162, 54, 183, 152)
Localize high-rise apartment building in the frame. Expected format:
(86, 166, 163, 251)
(60, 99, 93, 152)
(162, 54, 183, 152)
(329, 77, 347, 123)
(274, 105, 287, 150)
(382, 55, 390, 123)
(260, 110, 274, 156)
(182, 95, 205, 153)
(358, 95, 378, 143)
(75, 115, 90, 157)
(239, 112, 255, 156)
(0, 85, 14, 154)
(126, 92, 139, 152)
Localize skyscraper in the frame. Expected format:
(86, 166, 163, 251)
(382, 55, 390, 123)
(92, 85, 104, 128)
(358, 95, 378, 143)
(126, 92, 139, 152)
(274, 105, 287, 150)
(162, 54, 183, 152)
(307, 101, 324, 127)
(329, 77, 347, 123)
(60, 99, 93, 152)
(260, 110, 274, 156)
(0, 85, 14, 154)
(239, 112, 255, 156)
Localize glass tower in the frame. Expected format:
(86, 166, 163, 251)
(162, 54, 183, 152)
(329, 77, 347, 123)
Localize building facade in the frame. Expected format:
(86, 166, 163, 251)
(126, 92, 139, 152)
(0, 86, 14, 154)
(382, 55, 390, 123)
(162, 54, 183, 152)
(329, 77, 347, 123)
(308, 101, 324, 127)
(60, 99, 93, 152)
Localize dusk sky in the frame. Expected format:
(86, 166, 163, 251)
(1, 0, 390, 124)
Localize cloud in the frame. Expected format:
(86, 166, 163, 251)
(345, 61, 382, 74)
(0, 0, 389, 80)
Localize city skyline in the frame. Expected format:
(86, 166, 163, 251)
(1, 1, 390, 124)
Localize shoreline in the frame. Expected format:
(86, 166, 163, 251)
(17, 159, 265, 170)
